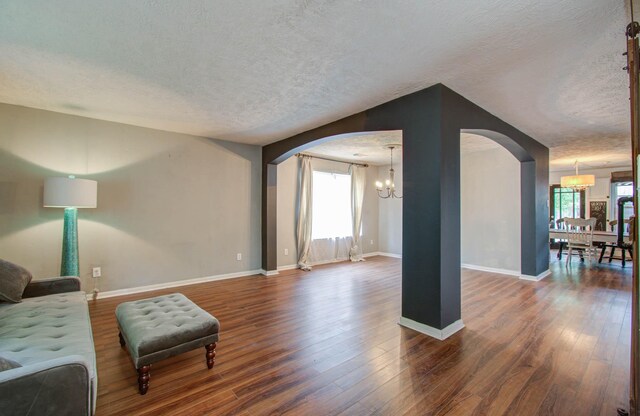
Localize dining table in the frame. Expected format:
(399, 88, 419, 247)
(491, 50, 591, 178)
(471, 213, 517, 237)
(549, 228, 630, 260)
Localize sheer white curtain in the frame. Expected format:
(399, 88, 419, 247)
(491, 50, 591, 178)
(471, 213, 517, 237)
(309, 237, 352, 264)
(296, 156, 313, 270)
(349, 165, 366, 261)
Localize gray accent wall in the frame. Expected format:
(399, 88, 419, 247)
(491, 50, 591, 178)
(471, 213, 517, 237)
(0, 103, 262, 292)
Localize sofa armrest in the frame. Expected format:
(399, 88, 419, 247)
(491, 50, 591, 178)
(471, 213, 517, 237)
(22, 276, 81, 298)
(0, 356, 91, 416)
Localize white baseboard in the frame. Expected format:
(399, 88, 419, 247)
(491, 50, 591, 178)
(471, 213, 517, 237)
(310, 257, 350, 266)
(398, 317, 465, 340)
(261, 269, 279, 276)
(89, 269, 263, 300)
(377, 252, 402, 258)
(277, 264, 298, 271)
(519, 269, 551, 281)
(313, 251, 402, 261)
(272, 252, 399, 273)
(362, 251, 402, 259)
(462, 263, 551, 282)
(274, 254, 388, 272)
(461, 263, 520, 277)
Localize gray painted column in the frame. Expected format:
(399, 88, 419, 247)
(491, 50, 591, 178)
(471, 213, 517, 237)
(366, 87, 464, 336)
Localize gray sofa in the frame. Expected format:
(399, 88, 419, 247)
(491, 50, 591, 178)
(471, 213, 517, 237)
(0, 276, 97, 416)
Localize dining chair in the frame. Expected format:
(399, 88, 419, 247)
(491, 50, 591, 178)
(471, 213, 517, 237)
(598, 219, 633, 266)
(564, 217, 597, 266)
(554, 218, 567, 259)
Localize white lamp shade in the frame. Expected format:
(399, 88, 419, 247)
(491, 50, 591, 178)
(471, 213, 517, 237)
(44, 177, 98, 208)
(560, 174, 595, 189)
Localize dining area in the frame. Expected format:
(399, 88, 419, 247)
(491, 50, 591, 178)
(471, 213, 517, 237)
(548, 167, 635, 267)
(550, 207, 634, 267)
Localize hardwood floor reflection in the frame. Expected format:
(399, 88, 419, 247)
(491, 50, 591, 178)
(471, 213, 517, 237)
(90, 255, 631, 415)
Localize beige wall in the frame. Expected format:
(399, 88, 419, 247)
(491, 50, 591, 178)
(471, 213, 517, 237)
(461, 147, 521, 273)
(276, 157, 298, 267)
(377, 163, 402, 255)
(276, 156, 379, 268)
(0, 103, 261, 292)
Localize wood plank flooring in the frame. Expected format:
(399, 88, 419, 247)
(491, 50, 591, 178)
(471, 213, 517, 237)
(89, 255, 631, 415)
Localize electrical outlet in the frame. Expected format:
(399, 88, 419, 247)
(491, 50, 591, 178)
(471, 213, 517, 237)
(92, 267, 101, 278)
(284, 248, 289, 255)
(236, 253, 242, 261)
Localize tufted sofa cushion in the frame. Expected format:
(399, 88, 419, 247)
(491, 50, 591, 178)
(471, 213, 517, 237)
(116, 293, 219, 367)
(0, 291, 97, 388)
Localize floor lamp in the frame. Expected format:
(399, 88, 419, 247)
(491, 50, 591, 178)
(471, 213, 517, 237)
(44, 176, 98, 277)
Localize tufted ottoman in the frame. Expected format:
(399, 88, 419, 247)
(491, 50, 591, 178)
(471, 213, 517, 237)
(115, 293, 219, 395)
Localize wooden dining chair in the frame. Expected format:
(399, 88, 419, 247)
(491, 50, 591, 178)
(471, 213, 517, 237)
(598, 219, 633, 266)
(564, 217, 597, 266)
(553, 218, 567, 259)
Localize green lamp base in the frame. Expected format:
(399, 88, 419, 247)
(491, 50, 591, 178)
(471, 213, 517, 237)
(61, 207, 79, 277)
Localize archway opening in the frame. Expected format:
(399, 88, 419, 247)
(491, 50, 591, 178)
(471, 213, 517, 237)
(273, 130, 403, 270)
(460, 132, 521, 275)
(262, 84, 550, 339)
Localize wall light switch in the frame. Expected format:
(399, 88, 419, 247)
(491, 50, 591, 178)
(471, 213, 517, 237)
(236, 253, 242, 261)
(92, 267, 101, 278)
(370, 240, 374, 245)
(284, 248, 289, 255)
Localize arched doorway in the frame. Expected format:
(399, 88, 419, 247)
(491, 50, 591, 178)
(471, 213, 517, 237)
(460, 133, 522, 275)
(274, 131, 402, 270)
(262, 84, 549, 339)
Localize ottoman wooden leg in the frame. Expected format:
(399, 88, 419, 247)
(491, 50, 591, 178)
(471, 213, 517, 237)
(137, 365, 150, 395)
(119, 332, 126, 347)
(205, 343, 216, 369)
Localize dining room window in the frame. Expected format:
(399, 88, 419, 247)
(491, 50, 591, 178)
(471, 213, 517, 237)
(550, 185, 585, 223)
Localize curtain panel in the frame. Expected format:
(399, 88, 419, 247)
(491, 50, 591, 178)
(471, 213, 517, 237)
(349, 164, 366, 261)
(309, 237, 352, 264)
(296, 156, 313, 270)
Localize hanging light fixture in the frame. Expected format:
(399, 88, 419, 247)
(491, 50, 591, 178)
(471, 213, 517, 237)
(560, 160, 595, 190)
(376, 144, 402, 199)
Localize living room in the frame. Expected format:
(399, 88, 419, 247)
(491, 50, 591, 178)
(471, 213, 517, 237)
(0, 1, 637, 415)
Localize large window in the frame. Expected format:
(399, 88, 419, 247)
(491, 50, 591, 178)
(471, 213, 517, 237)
(550, 185, 585, 223)
(312, 171, 352, 239)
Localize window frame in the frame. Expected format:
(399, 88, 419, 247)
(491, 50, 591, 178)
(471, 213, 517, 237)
(549, 184, 585, 222)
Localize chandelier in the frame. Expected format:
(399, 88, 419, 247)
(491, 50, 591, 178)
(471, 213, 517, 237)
(560, 160, 595, 191)
(375, 145, 402, 199)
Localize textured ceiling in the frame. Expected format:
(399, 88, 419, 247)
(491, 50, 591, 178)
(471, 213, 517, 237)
(306, 131, 402, 166)
(306, 131, 500, 165)
(0, 0, 632, 170)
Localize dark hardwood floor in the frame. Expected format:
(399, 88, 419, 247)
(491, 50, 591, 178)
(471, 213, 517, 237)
(89, 254, 631, 415)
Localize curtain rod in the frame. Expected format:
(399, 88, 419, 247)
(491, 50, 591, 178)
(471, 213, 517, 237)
(295, 153, 369, 167)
